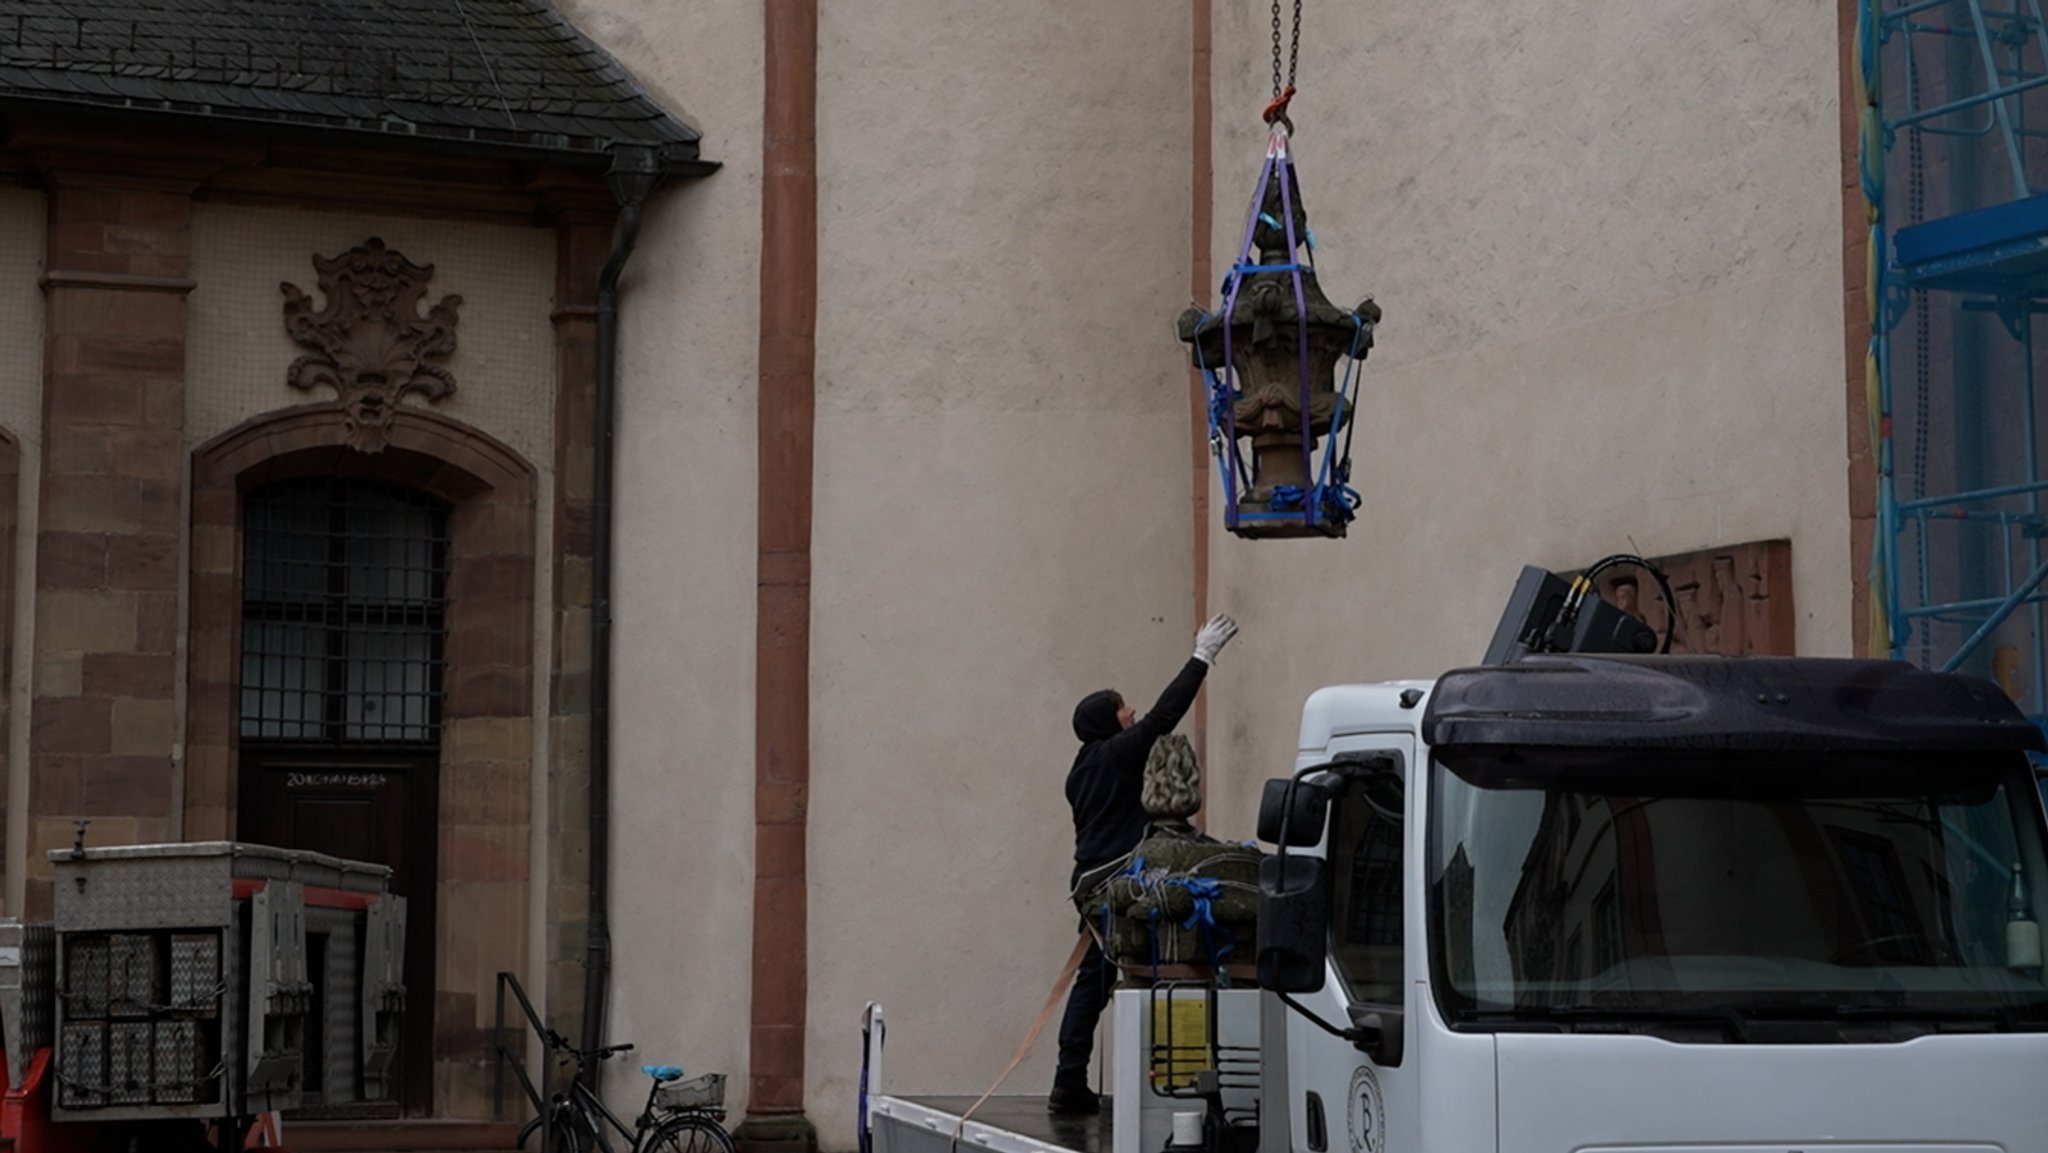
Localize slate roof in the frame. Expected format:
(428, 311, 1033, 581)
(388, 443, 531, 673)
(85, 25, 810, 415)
(0, 0, 703, 169)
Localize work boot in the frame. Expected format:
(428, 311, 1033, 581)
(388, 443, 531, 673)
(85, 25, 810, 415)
(1047, 1083, 1101, 1116)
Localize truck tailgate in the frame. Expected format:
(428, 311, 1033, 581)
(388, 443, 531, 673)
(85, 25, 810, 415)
(869, 1095, 1112, 1153)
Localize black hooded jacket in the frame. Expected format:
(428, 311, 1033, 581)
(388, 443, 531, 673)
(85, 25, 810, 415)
(1065, 657, 1209, 884)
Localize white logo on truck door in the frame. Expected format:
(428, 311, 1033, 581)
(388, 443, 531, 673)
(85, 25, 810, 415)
(1346, 1064, 1383, 1153)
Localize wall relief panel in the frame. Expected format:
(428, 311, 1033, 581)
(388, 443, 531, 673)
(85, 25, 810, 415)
(1590, 539, 1795, 657)
(281, 238, 462, 453)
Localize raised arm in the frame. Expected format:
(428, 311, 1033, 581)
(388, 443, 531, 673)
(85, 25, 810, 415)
(1099, 615, 1238, 771)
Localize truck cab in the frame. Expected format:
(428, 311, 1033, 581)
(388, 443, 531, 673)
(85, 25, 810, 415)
(861, 653, 2048, 1153)
(1264, 654, 2048, 1153)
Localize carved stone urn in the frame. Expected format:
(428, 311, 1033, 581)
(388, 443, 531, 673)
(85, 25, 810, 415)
(1177, 162, 1379, 538)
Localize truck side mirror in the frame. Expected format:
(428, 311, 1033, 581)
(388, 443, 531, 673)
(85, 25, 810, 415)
(1258, 777, 1331, 847)
(1257, 854, 1329, 992)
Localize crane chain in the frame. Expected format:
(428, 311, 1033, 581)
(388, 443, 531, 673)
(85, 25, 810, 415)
(1271, 0, 1303, 98)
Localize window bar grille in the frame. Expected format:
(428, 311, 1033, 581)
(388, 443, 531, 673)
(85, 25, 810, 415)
(239, 478, 451, 746)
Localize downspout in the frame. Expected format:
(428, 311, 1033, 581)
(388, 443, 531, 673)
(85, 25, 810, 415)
(1189, 0, 1213, 819)
(582, 142, 664, 1079)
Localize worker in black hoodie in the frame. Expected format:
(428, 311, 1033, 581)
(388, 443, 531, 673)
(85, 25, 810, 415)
(1050, 613, 1239, 1115)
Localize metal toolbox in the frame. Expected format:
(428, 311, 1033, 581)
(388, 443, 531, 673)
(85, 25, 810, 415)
(20, 841, 407, 1123)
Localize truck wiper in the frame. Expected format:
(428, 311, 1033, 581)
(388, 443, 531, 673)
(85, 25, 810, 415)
(1825, 1003, 2048, 1031)
(1471, 1004, 1753, 1040)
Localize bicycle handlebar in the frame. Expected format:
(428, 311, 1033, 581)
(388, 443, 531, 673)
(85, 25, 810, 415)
(558, 1041, 636, 1065)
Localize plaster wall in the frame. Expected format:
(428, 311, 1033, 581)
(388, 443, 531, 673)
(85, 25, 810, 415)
(803, 5, 1194, 1146)
(550, 0, 764, 1124)
(1201, 0, 1851, 836)
(0, 186, 43, 915)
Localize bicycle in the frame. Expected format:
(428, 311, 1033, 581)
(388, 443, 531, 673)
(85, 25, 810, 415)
(518, 1039, 738, 1153)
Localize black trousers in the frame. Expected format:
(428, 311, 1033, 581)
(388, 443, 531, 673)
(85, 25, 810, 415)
(1053, 935, 1112, 1089)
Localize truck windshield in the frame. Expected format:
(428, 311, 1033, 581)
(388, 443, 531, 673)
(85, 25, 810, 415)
(1429, 749, 2048, 1025)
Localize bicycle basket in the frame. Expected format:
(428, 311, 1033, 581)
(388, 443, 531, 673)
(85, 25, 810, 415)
(655, 1072, 726, 1111)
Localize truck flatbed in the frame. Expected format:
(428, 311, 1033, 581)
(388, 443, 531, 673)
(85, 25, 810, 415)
(868, 1095, 1113, 1153)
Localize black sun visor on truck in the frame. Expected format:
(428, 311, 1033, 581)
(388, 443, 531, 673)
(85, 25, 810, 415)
(1422, 655, 2047, 753)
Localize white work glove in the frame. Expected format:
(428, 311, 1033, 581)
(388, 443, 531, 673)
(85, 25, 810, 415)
(1193, 613, 1239, 665)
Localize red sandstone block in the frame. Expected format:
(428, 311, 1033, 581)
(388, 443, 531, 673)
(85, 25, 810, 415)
(752, 876, 807, 959)
(124, 253, 191, 280)
(114, 190, 191, 230)
(446, 613, 529, 667)
(183, 745, 230, 803)
(186, 592, 236, 636)
(749, 1026, 806, 1075)
(266, 423, 332, 457)
(754, 783, 807, 826)
(50, 188, 121, 227)
(1847, 473, 1877, 522)
(31, 696, 113, 756)
(47, 222, 120, 273)
(748, 1075, 804, 1114)
(44, 426, 113, 476)
(432, 989, 479, 1038)
(439, 826, 525, 883)
(189, 485, 235, 527)
(69, 334, 181, 376)
(133, 478, 180, 532)
(32, 753, 89, 811)
(186, 630, 231, 685)
(555, 502, 593, 556)
(188, 570, 235, 617)
(135, 592, 177, 654)
(443, 665, 531, 720)
(46, 288, 184, 337)
(107, 533, 177, 591)
(450, 555, 533, 598)
(81, 653, 174, 699)
(46, 373, 146, 427)
(45, 476, 175, 537)
(184, 808, 228, 841)
(460, 499, 534, 558)
(109, 429, 186, 480)
(754, 822, 806, 882)
(39, 532, 108, 589)
(23, 879, 52, 922)
(183, 701, 232, 747)
(144, 380, 186, 430)
(549, 669, 589, 715)
(80, 754, 173, 816)
(42, 475, 137, 535)
(441, 761, 526, 825)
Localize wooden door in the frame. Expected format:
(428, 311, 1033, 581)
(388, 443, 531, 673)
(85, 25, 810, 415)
(242, 750, 438, 1116)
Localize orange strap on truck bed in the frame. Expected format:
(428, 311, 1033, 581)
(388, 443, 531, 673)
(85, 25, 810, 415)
(949, 934, 1091, 1152)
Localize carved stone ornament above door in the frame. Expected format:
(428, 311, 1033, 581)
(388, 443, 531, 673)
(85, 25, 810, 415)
(281, 238, 463, 453)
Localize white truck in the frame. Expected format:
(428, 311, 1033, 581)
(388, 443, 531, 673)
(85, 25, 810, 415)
(862, 649, 2048, 1153)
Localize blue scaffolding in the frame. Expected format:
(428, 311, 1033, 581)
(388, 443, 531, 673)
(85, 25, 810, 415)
(1868, 0, 2048, 727)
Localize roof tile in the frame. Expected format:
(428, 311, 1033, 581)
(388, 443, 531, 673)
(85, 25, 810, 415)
(0, 0, 697, 158)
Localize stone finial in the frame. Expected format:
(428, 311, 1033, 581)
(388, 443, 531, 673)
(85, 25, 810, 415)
(1142, 733, 1202, 821)
(281, 238, 462, 453)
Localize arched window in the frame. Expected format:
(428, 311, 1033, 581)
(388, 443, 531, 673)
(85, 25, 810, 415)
(240, 478, 450, 746)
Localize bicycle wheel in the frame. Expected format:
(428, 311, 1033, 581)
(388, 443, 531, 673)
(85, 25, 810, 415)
(641, 1113, 737, 1153)
(520, 1109, 590, 1153)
